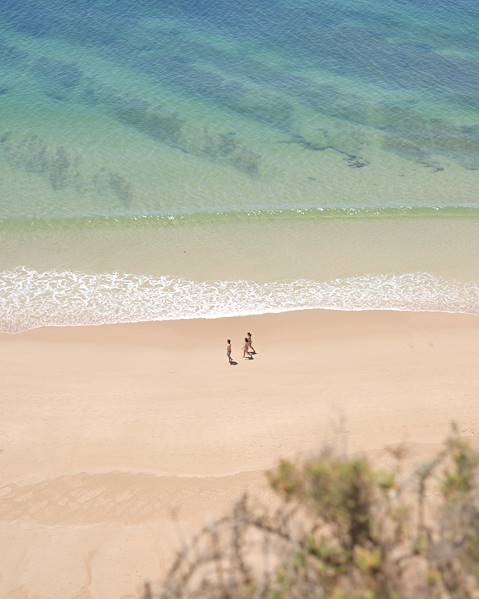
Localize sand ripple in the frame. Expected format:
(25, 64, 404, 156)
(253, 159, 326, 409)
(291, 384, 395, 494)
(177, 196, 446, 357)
(0, 472, 261, 525)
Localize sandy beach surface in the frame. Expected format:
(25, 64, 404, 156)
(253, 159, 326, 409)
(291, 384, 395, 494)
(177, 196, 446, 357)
(1, 309, 479, 599)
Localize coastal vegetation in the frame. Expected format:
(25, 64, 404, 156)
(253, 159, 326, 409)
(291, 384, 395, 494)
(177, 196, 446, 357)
(148, 426, 479, 598)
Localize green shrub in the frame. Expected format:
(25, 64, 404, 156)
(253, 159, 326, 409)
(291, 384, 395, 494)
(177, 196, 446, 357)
(146, 426, 479, 599)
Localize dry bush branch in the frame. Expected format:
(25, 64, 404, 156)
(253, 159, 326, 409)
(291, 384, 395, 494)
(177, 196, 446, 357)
(145, 426, 479, 599)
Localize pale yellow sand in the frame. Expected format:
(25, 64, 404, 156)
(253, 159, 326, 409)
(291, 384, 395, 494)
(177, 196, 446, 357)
(1, 310, 479, 599)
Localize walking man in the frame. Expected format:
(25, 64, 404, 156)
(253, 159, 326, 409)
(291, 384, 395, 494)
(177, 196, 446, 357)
(227, 339, 234, 364)
(247, 331, 256, 354)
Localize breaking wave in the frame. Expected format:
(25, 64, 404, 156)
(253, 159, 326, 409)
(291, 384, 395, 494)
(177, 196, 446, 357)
(1, 267, 479, 333)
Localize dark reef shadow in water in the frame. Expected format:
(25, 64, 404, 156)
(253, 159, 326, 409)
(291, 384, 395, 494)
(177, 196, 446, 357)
(278, 135, 370, 169)
(0, 131, 134, 206)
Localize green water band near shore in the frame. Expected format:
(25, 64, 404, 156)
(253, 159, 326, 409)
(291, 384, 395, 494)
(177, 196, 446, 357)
(2, 206, 479, 231)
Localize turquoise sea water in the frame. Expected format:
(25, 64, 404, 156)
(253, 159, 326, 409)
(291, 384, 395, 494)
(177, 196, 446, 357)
(1, 1, 479, 330)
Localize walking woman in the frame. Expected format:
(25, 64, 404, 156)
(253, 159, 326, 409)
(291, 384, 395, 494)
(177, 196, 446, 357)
(243, 337, 253, 359)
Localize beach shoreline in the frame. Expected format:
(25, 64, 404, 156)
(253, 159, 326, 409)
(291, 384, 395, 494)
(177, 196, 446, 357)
(1, 309, 479, 598)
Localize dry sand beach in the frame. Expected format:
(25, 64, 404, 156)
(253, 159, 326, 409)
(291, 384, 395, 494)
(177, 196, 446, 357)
(1, 309, 479, 599)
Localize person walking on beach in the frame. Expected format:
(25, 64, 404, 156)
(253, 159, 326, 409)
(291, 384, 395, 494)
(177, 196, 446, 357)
(243, 337, 253, 359)
(247, 331, 256, 354)
(227, 339, 234, 364)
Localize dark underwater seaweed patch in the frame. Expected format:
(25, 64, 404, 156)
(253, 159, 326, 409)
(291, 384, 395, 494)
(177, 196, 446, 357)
(133, 53, 294, 132)
(33, 57, 82, 90)
(47, 146, 67, 189)
(382, 136, 444, 172)
(117, 106, 185, 147)
(0, 131, 12, 144)
(108, 173, 133, 206)
(221, 92, 293, 130)
(77, 76, 262, 177)
(198, 129, 260, 177)
(0, 41, 29, 68)
(117, 103, 261, 176)
(2, 2, 56, 37)
(0, 131, 135, 204)
(309, 94, 479, 171)
(279, 134, 369, 169)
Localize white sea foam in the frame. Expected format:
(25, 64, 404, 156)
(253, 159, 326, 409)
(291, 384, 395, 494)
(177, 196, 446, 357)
(1, 267, 479, 332)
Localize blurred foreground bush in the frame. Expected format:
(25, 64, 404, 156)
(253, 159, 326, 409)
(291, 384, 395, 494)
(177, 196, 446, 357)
(146, 426, 479, 599)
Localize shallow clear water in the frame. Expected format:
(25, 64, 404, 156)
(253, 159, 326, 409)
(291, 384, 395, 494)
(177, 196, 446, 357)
(1, 1, 479, 329)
